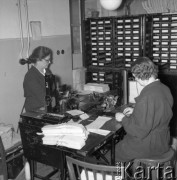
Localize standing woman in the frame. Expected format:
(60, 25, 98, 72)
(23, 46, 53, 113)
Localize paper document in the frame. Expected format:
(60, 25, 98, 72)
(66, 109, 84, 116)
(84, 83, 110, 93)
(80, 113, 89, 120)
(67, 119, 83, 124)
(87, 129, 110, 136)
(86, 116, 112, 129)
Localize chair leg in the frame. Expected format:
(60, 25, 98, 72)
(29, 160, 35, 180)
(2, 167, 8, 180)
(175, 160, 177, 179)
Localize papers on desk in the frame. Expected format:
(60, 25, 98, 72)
(41, 115, 113, 149)
(66, 109, 89, 120)
(41, 123, 89, 150)
(86, 116, 112, 129)
(87, 129, 110, 136)
(79, 113, 89, 120)
(41, 123, 88, 138)
(66, 109, 84, 116)
(86, 116, 112, 136)
(43, 135, 86, 150)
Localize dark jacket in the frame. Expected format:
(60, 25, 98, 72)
(23, 66, 46, 112)
(115, 80, 173, 162)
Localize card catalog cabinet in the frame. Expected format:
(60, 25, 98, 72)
(84, 13, 177, 73)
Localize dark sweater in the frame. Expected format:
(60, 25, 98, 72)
(23, 66, 46, 112)
(115, 80, 174, 162)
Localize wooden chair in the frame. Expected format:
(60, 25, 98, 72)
(66, 155, 121, 180)
(133, 148, 177, 180)
(0, 136, 24, 180)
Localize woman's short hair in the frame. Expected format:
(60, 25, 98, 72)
(131, 57, 158, 80)
(29, 46, 53, 64)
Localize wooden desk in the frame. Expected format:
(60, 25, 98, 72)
(19, 111, 125, 180)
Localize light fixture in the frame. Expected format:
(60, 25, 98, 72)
(100, 0, 122, 11)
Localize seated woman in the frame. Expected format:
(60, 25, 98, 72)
(115, 56, 173, 162)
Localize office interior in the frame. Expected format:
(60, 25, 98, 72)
(0, 0, 151, 131)
(1, 0, 177, 179)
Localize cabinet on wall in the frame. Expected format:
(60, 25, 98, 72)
(84, 15, 144, 69)
(146, 13, 177, 71)
(84, 13, 177, 72)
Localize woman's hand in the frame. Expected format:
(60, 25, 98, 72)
(123, 107, 134, 116)
(115, 112, 125, 122)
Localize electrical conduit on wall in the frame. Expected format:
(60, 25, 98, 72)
(142, 0, 177, 13)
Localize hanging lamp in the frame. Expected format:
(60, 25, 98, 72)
(100, 0, 122, 10)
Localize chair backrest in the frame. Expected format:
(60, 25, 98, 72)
(66, 156, 119, 180)
(0, 136, 8, 180)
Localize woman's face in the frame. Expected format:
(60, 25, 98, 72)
(37, 55, 51, 70)
(42, 55, 51, 68)
(133, 74, 145, 87)
(136, 78, 145, 86)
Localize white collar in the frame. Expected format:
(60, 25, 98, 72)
(33, 65, 45, 76)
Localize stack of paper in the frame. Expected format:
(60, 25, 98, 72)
(84, 83, 110, 93)
(43, 135, 86, 150)
(41, 123, 89, 149)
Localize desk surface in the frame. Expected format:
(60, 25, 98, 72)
(20, 111, 122, 157)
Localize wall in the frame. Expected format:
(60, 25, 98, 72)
(97, 0, 147, 17)
(0, 0, 70, 39)
(85, 0, 147, 18)
(0, 0, 71, 130)
(85, 0, 177, 18)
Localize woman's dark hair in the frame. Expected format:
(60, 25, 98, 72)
(131, 56, 158, 80)
(29, 46, 53, 64)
